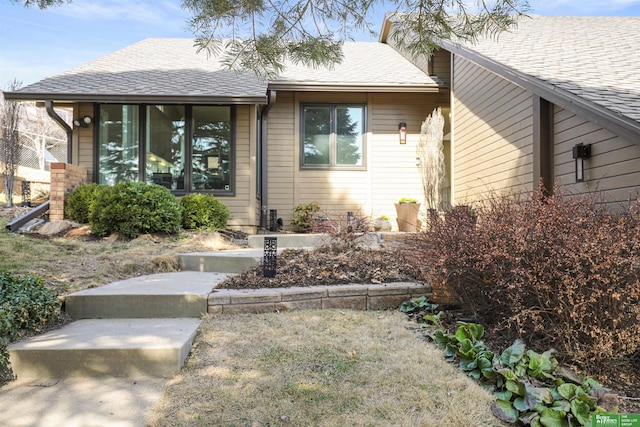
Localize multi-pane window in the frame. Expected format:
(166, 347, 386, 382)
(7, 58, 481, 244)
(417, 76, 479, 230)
(302, 104, 365, 168)
(97, 104, 234, 195)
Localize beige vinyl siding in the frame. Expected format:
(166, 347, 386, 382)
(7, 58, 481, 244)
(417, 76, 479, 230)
(266, 91, 296, 226)
(295, 92, 370, 216)
(452, 56, 534, 204)
(431, 49, 451, 87)
(268, 91, 449, 229)
(225, 104, 256, 230)
(553, 106, 640, 206)
(76, 103, 94, 179)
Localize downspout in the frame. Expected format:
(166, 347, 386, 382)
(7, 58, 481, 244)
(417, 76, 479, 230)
(45, 100, 72, 163)
(259, 90, 276, 230)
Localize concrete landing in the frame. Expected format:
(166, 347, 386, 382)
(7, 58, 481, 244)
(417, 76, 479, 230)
(65, 272, 228, 319)
(8, 318, 201, 379)
(179, 248, 265, 273)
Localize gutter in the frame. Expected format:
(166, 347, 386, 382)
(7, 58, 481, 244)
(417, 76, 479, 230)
(5, 201, 50, 232)
(258, 90, 276, 230)
(45, 100, 72, 163)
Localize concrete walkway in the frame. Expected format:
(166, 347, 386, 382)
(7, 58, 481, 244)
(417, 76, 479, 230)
(0, 234, 429, 426)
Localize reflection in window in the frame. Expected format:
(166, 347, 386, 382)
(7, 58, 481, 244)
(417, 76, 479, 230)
(146, 105, 185, 190)
(191, 106, 232, 191)
(336, 106, 363, 166)
(303, 106, 331, 165)
(99, 105, 139, 185)
(302, 104, 364, 168)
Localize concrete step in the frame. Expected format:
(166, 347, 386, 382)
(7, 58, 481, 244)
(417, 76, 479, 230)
(65, 272, 227, 319)
(179, 248, 265, 273)
(246, 233, 385, 249)
(8, 318, 201, 379)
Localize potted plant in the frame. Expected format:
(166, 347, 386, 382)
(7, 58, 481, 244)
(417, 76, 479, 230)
(373, 214, 392, 232)
(395, 197, 421, 232)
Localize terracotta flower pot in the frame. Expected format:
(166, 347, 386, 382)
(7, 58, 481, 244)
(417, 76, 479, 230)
(395, 202, 421, 232)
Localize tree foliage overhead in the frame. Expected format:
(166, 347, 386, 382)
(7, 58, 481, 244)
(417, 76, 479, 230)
(182, 0, 530, 77)
(9, 0, 68, 8)
(12, 0, 530, 76)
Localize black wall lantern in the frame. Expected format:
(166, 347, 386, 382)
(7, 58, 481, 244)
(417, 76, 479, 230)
(398, 122, 407, 144)
(572, 143, 591, 182)
(73, 115, 93, 128)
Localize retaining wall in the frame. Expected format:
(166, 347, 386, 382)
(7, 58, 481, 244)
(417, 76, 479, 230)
(208, 282, 431, 314)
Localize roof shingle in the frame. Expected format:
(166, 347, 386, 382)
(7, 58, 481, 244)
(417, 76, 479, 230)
(456, 16, 640, 125)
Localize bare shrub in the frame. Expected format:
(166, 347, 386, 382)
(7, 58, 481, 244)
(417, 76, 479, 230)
(404, 184, 640, 370)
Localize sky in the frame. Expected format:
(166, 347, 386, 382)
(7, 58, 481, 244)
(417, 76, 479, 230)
(1, 0, 640, 88)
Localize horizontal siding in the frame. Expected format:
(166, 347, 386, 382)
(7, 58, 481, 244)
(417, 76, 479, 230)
(76, 103, 94, 179)
(266, 91, 296, 224)
(432, 49, 451, 87)
(553, 106, 640, 207)
(452, 56, 534, 203)
(225, 105, 256, 229)
(267, 91, 450, 229)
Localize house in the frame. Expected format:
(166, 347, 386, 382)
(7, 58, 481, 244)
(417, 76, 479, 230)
(380, 15, 640, 207)
(5, 15, 639, 232)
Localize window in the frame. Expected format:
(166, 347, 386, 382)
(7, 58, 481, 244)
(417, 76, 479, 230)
(99, 104, 140, 185)
(191, 106, 232, 191)
(302, 104, 365, 168)
(97, 104, 234, 195)
(146, 105, 185, 190)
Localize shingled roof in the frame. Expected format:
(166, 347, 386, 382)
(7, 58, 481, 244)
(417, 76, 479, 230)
(6, 39, 442, 103)
(6, 38, 268, 104)
(272, 42, 443, 92)
(440, 15, 640, 141)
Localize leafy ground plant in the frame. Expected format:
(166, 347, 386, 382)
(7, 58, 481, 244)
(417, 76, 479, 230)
(147, 310, 505, 427)
(431, 321, 618, 426)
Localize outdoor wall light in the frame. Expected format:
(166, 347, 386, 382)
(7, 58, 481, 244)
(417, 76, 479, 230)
(398, 122, 407, 144)
(73, 115, 93, 128)
(572, 143, 591, 182)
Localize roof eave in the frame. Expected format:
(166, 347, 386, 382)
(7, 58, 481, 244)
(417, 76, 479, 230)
(267, 82, 445, 93)
(440, 40, 640, 144)
(3, 92, 268, 105)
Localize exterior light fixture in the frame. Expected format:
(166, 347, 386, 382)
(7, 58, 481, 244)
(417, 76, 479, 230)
(398, 122, 407, 144)
(73, 115, 93, 127)
(572, 143, 591, 182)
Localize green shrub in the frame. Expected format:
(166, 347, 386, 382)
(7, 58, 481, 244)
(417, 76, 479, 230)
(180, 193, 230, 231)
(291, 201, 321, 231)
(1, 271, 61, 376)
(89, 182, 182, 239)
(64, 183, 104, 223)
(404, 184, 640, 371)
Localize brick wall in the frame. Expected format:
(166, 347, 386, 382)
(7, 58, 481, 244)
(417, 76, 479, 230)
(50, 162, 89, 221)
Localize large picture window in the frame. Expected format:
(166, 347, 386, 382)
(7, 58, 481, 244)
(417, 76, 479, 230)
(97, 104, 234, 195)
(191, 106, 232, 191)
(302, 104, 365, 168)
(99, 104, 140, 185)
(146, 105, 185, 190)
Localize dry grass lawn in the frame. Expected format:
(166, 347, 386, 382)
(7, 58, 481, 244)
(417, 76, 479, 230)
(148, 310, 506, 427)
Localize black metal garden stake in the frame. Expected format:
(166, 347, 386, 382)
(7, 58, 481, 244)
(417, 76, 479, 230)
(263, 236, 277, 278)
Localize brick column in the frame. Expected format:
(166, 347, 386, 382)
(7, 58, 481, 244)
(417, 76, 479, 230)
(50, 163, 89, 221)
